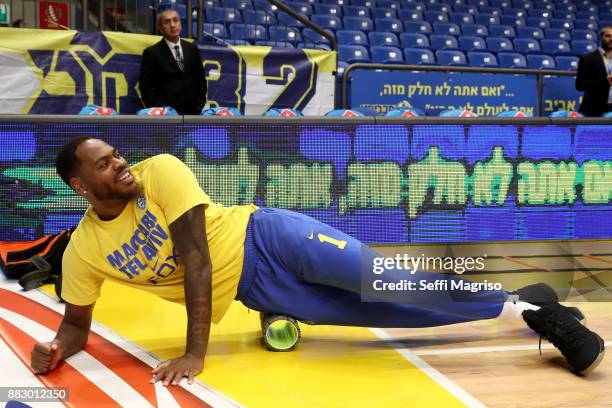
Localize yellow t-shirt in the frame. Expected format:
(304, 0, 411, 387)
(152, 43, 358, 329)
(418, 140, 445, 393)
(61, 154, 257, 324)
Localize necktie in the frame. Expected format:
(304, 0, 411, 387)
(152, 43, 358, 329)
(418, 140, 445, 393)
(174, 45, 184, 71)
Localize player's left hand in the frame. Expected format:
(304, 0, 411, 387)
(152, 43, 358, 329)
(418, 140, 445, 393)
(151, 353, 204, 386)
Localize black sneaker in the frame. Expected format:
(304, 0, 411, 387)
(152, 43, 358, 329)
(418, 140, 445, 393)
(510, 283, 585, 324)
(522, 303, 605, 374)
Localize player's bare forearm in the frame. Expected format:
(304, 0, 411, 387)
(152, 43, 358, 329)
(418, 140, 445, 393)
(169, 204, 212, 361)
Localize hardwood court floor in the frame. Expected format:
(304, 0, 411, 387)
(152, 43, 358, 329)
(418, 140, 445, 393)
(1, 240, 611, 407)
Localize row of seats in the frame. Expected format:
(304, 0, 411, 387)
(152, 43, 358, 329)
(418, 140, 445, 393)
(202, 23, 597, 57)
(201, 6, 612, 31)
(338, 46, 578, 68)
(170, 0, 612, 12)
(282, 2, 612, 19)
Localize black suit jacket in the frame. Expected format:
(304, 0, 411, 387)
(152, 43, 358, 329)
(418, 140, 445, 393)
(576, 49, 611, 117)
(139, 39, 207, 115)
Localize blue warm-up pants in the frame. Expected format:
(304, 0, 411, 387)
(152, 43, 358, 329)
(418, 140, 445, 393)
(235, 208, 507, 328)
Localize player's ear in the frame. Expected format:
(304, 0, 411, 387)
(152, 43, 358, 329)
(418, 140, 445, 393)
(70, 177, 87, 197)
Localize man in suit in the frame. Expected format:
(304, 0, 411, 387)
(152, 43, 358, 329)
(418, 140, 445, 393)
(139, 8, 207, 115)
(576, 25, 612, 117)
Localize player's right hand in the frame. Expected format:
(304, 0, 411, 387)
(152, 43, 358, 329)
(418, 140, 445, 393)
(31, 340, 63, 374)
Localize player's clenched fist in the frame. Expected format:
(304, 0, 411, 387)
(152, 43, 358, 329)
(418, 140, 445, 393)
(31, 340, 63, 374)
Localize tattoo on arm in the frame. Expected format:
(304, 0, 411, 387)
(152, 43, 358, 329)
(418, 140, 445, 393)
(169, 205, 212, 360)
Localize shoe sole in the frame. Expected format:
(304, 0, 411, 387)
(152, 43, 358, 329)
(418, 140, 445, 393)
(576, 335, 606, 375)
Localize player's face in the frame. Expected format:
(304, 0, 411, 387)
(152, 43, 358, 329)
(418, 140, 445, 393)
(159, 10, 181, 42)
(601, 28, 612, 51)
(73, 139, 140, 202)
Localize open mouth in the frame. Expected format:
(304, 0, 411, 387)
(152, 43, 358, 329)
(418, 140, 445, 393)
(116, 171, 134, 185)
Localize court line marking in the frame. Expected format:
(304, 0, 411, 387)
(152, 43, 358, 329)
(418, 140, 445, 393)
(0, 279, 243, 408)
(370, 328, 486, 408)
(412, 341, 612, 356)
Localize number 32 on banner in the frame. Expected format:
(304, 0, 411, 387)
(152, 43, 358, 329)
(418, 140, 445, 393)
(202, 46, 317, 113)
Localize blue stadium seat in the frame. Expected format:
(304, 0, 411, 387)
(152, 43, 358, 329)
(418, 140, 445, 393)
(436, 49, 468, 65)
(466, 0, 488, 7)
(461, 23, 489, 36)
(256, 40, 295, 47)
(430, 34, 460, 49)
(504, 7, 527, 17)
(501, 15, 526, 26)
(377, 0, 401, 10)
(545, 28, 571, 40)
(555, 55, 579, 70)
(222, 39, 251, 45)
(550, 19, 574, 30)
(205, 7, 243, 23)
(311, 14, 343, 30)
(202, 0, 218, 8)
(350, 0, 375, 7)
(572, 29, 597, 41)
(372, 7, 397, 18)
(338, 44, 371, 62)
(526, 53, 556, 68)
(252, 0, 278, 14)
(201, 21, 227, 36)
(526, 17, 550, 29)
(467, 51, 499, 66)
(517, 26, 544, 39)
(374, 17, 404, 33)
(287, 2, 313, 15)
(453, 4, 478, 14)
(577, 4, 598, 13)
(268, 26, 303, 43)
(343, 16, 374, 31)
(556, 3, 577, 12)
(400, 32, 431, 48)
(553, 10, 576, 19)
(475, 14, 501, 24)
(314, 3, 343, 16)
(302, 27, 333, 44)
(229, 23, 267, 41)
(513, 0, 534, 9)
(298, 42, 332, 50)
(278, 12, 306, 28)
(532, 1, 553, 10)
(243, 9, 275, 25)
(574, 19, 598, 31)
(226, 0, 253, 9)
(398, 10, 424, 21)
(486, 37, 514, 52)
(514, 37, 541, 53)
(479, 6, 502, 15)
(459, 35, 487, 51)
(429, 3, 452, 12)
(404, 47, 437, 64)
(337, 29, 369, 45)
(343, 5, 370, 17)
(541, 39, 572, 55)
(490, 0, 511, 8)
(498, 52, 527, 67)
(575, 11, 598, 21)
(368, 31, 400, 46)
(489, 24, 516, 38)
(402, 2, 427, 11)
(449, 11, 475, 24)
(527, 8, 551, 18)
(433, 22, 462, 35)
(572, 40, 598, 55)
(424, 10, 450, 22)
(404, 21, 433, 34)
(321, 0, 348, 5)
(371, 46, 404, 63)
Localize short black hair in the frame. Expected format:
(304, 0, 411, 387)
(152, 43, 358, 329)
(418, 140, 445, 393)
(55, 137, 92, 187)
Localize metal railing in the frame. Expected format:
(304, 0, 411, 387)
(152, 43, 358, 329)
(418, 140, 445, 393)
(341, 63, 578, 116)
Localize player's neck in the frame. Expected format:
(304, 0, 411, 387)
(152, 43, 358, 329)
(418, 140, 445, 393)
(92, 200, 129, 221)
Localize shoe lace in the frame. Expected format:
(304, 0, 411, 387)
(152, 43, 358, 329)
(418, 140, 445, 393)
(538, 313, 583, 355)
